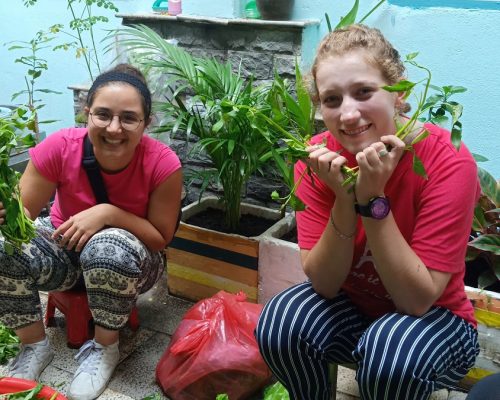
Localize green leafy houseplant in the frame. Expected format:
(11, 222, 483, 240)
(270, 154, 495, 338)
(5, 28, 62, 140)
(114, 24, 287, 231)
(0, 108, 37, 253)
(22, 0, 119, 81)
(0, 324, 19, 365)
(325, 0, 386, 32)
(467, 159, 500, 289)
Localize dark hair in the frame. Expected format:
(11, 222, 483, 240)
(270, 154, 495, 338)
(86, 64, 152, 120)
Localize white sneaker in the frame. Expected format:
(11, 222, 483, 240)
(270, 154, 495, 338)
(7, 337, 54, 380)
(67, 339, 120, 400)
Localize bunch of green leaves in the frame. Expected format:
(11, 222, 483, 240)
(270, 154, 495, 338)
(22, 0, 119, 81)
(0, 108, 37, 254)
(0, 381, 59, 400)
(467, 157, 500, 289)
(216, 382, 289, 400)
(5, 28, 61, 140)
(253, 64, 316, 212)
(112, 24, 284, 231)
(0, 324, 19, 365)
(262, 382, 289, 399)
(420, 84, 466, 150)
(326, 0, 386, 32)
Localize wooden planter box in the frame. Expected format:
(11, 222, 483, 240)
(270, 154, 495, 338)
(258, 213, 305, 304)
(166, 197, 283, 303)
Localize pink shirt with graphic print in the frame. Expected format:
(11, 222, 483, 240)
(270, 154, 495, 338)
(295, 123, 479, 327)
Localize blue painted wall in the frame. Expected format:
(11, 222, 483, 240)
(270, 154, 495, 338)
(1, 0, 498, 175)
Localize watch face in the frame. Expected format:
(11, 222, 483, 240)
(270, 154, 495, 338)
(370, 197, 390, 219)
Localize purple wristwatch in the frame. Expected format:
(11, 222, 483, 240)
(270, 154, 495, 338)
(355, 196, 390, 219)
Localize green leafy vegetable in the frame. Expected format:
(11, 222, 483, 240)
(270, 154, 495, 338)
(0, 323, 19, 364)
(0, 382, 61, 400)
(263, 382, 290, 399)
(216, 382, 290, 400)
(0, 108, 37, 253)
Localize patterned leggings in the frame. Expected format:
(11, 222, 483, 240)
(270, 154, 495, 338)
(256, 282, 480, 400)
(0, 217, 164, 331)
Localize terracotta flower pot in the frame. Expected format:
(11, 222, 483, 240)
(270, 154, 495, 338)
(256, 0, 294, 20)
(0, 377, 67, 399)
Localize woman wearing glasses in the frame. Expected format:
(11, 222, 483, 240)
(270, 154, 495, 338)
(0, 64, 182, 399)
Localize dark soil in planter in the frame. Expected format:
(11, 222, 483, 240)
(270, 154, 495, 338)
(281, 226, 298, 243)
(185, 207, 276, 237)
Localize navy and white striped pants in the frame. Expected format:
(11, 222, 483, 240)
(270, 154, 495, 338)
(256, 282, 479, 400)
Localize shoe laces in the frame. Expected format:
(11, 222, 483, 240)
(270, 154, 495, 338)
(74, 340, 104, 376)
(8, 344, 35, 375)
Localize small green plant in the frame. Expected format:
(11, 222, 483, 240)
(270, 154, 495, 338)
(420, 84, 467, 150)
(114, 24, 289, 231)
(0, 108, 37, 253)
(5, 28, 61, 140)
(467, 157, 500, 289)
(216, 381, 289, 400)
(262, 382, 289, 399)
(22, 0, 119, 81)
(0, 323, 19, 365)
(325, 0, 386, 32)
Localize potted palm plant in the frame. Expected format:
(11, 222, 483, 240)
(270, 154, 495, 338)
(115, 24, 299, 302)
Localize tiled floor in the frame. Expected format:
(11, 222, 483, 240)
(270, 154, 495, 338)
(0, 278, 469, 399)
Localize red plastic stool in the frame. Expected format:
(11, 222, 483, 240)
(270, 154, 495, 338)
(45, 289, 139, 348)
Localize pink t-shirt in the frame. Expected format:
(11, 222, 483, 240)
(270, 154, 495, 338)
(295, 124, 480, 327)
(29, 127, 181, 227)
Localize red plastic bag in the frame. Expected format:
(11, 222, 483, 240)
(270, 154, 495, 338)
(156, 291, 272, 400)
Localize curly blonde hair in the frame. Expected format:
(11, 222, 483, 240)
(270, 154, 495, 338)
(308, 24, 407, 109)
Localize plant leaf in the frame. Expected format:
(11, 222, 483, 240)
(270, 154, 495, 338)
(412, 153, 428, 179)
(335, 0, 359, 30)
(383, 80, 416, 93)
(477, 166, 499, 207)
(478, 269, 498, 290)
(468, 234, 500, 255)
(472, 153, 489, 163)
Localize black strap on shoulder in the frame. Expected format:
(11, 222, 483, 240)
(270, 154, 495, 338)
(82, 135, 110, 204)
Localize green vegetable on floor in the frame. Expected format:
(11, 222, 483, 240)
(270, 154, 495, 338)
(216, 381, 289, 400)
(0, 382, 58, 400)
(0, 323, 20, 364)
(0, 107, 37, 254)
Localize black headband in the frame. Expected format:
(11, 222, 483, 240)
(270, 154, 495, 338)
(87, 71, 152, 117)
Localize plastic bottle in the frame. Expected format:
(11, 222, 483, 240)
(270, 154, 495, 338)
(168, 0, 182, 16)
(245, 0, 260, 19)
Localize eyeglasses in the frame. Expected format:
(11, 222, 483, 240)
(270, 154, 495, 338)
(89, 111, 143, 131)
